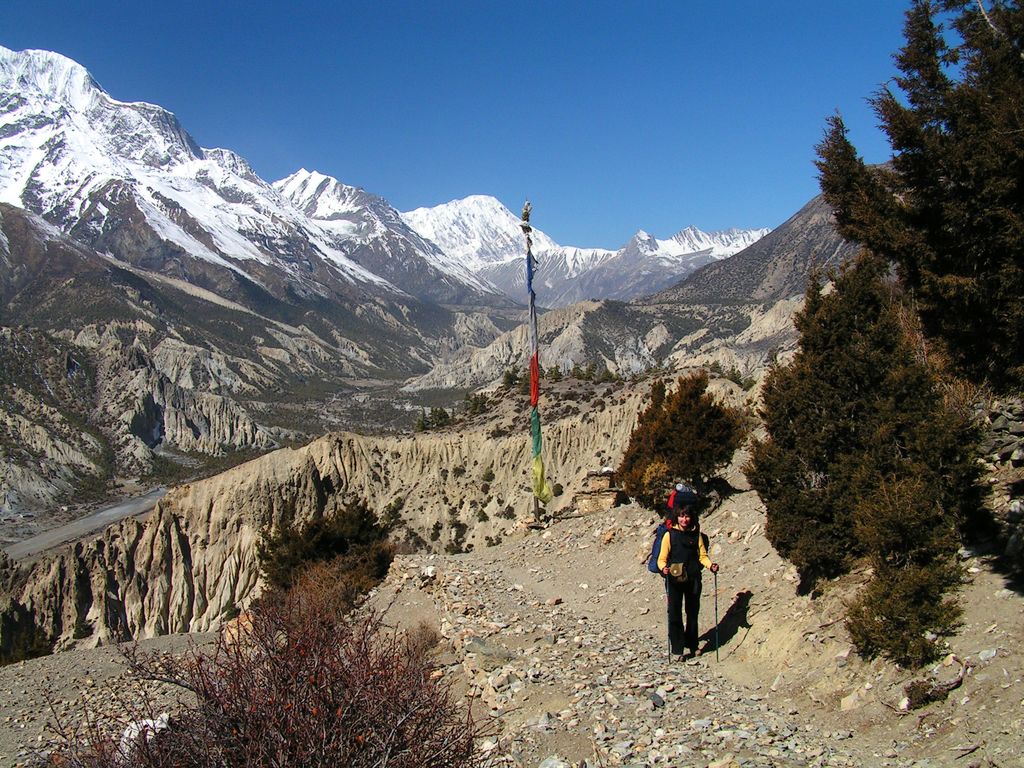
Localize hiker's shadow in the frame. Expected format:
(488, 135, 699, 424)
(699, 590, 752, 654)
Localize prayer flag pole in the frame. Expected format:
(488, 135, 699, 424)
(521, 201, 553, 522)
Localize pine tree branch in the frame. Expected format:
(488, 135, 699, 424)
(975, 0, 1024, 60)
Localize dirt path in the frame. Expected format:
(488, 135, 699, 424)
(374, 492, 1024, 767)
(2, 489, 1020, 767)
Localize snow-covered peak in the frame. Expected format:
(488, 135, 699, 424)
(401, 195, 563, 271)
(273, 168, 374, 220)
(627, 230, 659, 253)
(0, 45, 203, 172)
(0, 49, 408, 291)
(272, 169, 498, 297)
(669, 225, 770, 259)
(204, 148, 259, 182)
(616, 225, 771, 265)
(0, 46, 102, 111)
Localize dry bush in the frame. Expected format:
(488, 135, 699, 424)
(639, 459, 672, 509)
(48, 566, 484, 768)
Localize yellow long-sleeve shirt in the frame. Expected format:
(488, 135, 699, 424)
(657, 525, 712, 572)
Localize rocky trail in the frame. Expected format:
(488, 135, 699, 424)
(383, 540, 861, 768)
(373, 483, 1023, 768)
(1, 469, 1021, 767)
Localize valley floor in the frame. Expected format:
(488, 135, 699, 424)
(2, 487, 166, 562)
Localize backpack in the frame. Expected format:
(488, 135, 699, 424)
(667, 483, 699, 512)
(646, 521, 669, 573)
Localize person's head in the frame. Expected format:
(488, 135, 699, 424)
(668, 507, 694, 529)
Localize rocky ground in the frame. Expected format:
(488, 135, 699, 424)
(1, 460, 1021, 768)
(0, 634, 207, 766)
(369, 463, 1023, 767)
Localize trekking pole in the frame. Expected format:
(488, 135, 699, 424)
(665, 578, 671, 664)
(713, 569, 720, 662)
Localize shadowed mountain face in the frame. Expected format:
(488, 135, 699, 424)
(652, 195, 859, 305)
(0, 203, 461, 382)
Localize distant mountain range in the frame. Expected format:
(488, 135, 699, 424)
(0, 44, 853, 520)
(0, 46, 513, 310)
(407, 191, 855, 392)
(402, 195, 769, 307)
(0, 46, 768, 314)
(652, 194, 856, 304)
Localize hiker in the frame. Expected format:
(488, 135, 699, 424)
(657, 507, 719, 659)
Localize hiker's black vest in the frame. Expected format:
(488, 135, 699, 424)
(667, 527, 703, 580)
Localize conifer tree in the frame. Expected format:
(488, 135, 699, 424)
(816, 0, 1024, 389)
(429, 406, 451, 428)
(619, 372, 743, 508)
(748, 256, 974, 582)
(747, 255, 978, 663)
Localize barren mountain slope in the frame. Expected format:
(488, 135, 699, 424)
(655, 195, 857, 305)
(406, 298, 798, 393)
(1, 377, 663, 649)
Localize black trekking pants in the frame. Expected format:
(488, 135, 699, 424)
(666, 574, 702, 655)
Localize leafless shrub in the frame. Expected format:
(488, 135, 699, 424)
(48, 565, 485, 767)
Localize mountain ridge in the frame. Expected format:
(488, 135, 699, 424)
(655, 194, 856, 304)
(402, 194, 769, 306)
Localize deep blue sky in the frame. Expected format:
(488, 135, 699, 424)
(3, 1, 910, 248)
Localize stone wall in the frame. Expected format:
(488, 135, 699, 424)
(572, 469, 627, 516)
(978, 398, 1024, 572)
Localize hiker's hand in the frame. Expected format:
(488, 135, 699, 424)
(710, 563, 719, 573)
(661, 567, 670, 576)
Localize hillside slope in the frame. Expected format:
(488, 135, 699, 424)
(0, 378, 651, 648)
(655, 195, 857, 305)
(2, 459, 1020, 767)
(367, 485, 1023, 768)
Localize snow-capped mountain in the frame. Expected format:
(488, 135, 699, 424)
(403, 195, 563, 270)
(402, 196, 769, 306)
(402, 196, 615, 306)
(0, 46, 504, 309)
(567, 225, 772, 302)
(273, 170, 497, 303)
(668, 225, 769, 260)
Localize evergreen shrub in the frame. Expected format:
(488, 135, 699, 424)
(845, 476, 963, 666)
(257, 500, 393, 592)
(618, 372, 744, 508)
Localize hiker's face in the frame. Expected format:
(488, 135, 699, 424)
(679, 513, 692, 528)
